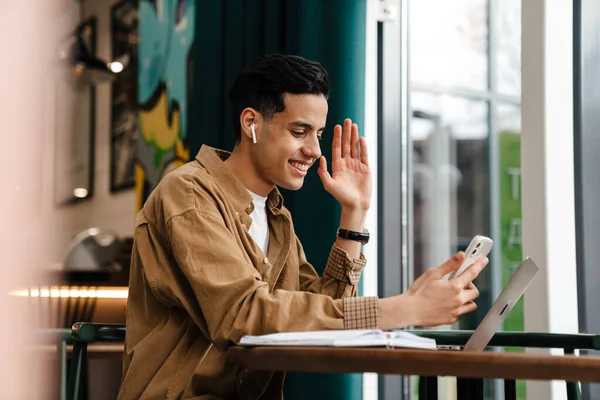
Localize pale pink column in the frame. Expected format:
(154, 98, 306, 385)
(0, 1, 65, 398)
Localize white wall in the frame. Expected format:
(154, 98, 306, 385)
(363, 2, 379, 399)
(41, 0, 136, 267)
(522, 0, 578, 398)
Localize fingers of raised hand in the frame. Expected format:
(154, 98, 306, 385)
(342, 119, 352, 158)
(350, 122, 359, 159)
(359, 137, 369, 166)
(332, 124, 342, 162)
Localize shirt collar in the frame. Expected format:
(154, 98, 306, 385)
(195, 145, 284, 215)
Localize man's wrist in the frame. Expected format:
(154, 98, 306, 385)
(339, 208, 367, 232)
(378, 294, 418, 330)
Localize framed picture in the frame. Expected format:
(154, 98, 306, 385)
(110, 0, 139, 192)
(54, 18, 96, 205)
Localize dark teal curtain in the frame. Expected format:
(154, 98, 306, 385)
(190, 1, 367, 399)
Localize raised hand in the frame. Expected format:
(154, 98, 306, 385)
(317, 118, 372, 212)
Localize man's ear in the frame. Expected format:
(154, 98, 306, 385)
(240, 108, 259, 142)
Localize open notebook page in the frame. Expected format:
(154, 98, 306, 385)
(239, 329, 436, 349)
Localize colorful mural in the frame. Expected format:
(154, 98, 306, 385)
(136, 0, 195, 210)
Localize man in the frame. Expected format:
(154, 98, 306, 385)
(119, 54, 486, 399)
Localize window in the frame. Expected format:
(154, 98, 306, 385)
(407, 0, 523, 397)
(411, 93, 490, 286)
(410, 0, 488, 91)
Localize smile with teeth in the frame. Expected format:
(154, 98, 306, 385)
(289, 161, 310, 172)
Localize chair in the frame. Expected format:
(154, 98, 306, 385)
(67, 322, 126, 400)
(37, 328, 72, 400)
(409, 329, 600, 400)
(24, 281, 99, 400)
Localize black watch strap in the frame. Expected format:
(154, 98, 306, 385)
(337, 228, 370, 245)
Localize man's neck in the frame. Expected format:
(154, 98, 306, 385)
(224, 145, 273, 197)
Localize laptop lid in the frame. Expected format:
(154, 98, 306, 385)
(463, 257, 540, 351)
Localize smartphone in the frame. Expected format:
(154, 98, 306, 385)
(448, 235, 493, 280)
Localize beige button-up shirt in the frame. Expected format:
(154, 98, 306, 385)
(119, 146, 380, 400)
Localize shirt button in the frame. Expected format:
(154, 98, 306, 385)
(235, 211, 240, 217)
(263, 257, 269, 264)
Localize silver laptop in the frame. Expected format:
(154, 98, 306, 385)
(461, 257, 540, 351)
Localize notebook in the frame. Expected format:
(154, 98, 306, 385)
(239, 329, 437, 350)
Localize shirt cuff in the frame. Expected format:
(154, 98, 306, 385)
(324, 245, 367, 285)
(343, 296, 380, 330)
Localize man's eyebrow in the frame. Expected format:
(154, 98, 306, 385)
(288, 120, 326, 131)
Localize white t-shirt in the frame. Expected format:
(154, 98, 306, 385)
(247, 190, 269, 256)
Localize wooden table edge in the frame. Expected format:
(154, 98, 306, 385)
(229, 346, 600, 383)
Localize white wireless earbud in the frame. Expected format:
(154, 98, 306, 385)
(250, 123, 257, 144)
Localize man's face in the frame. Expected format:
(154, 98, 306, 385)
(252, 93, 328, 191)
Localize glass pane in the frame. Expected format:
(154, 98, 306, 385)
(497, 104, 524, 398)
(411, 92, 492, 328)
(409, 0, 489, 91)
(495, 0, 521, 96)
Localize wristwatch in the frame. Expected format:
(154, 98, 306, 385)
(337, 228, 370, 245)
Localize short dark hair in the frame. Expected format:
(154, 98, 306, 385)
(228, 54, 329, 142)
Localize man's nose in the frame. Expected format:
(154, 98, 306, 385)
(303, 134, 322, 160)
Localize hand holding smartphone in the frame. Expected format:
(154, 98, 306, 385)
(448, 235, 493, 280)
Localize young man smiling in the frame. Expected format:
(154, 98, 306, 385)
(119, 54, 487, 400)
